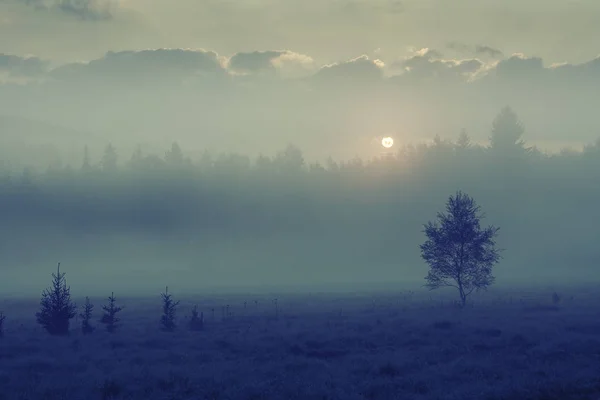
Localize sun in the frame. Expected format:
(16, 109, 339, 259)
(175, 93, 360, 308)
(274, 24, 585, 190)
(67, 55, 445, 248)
(381, 137, 394, 149)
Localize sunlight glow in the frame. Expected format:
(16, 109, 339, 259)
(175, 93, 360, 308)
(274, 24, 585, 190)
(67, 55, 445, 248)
(381, 137, 394, 148)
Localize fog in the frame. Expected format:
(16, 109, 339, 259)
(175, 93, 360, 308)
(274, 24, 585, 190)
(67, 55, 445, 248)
(2, 1, 600, 297)
(2, 101, 600, 296)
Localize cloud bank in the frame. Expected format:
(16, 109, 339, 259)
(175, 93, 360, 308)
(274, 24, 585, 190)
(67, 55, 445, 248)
(2, 46, 598, 86)
(0, 53, 48, 77)
(1, 46, 600, 163)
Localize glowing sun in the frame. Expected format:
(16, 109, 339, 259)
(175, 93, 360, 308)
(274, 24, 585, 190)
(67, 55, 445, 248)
(381, 137, 394, 148)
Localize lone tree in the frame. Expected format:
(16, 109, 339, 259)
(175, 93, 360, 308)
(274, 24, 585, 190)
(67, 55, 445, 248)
(36, 263, 77, 335)
(420, 191, 501, 307)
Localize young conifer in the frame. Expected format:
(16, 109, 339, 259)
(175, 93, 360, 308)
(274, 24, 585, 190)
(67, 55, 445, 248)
(0, 312, 5, 338)
(101, 292, 123, 333)
(160, 286, 180, 332)
(80, 297, 95, 334)
(36, 263, 77, 335)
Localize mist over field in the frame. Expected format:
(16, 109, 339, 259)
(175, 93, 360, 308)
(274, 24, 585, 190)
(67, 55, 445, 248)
(2, 107, 600, 297)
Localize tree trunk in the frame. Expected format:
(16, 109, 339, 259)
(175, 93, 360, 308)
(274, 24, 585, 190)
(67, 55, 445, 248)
(458, 283, 467, 308)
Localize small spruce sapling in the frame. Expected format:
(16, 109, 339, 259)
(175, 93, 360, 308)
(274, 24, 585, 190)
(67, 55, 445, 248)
(552, 292, 561, 306)
(80, 297, 95, 334)
(36, 263, 77, 335)
(188, 305, 204, 331)
(0, 312, 5, 338)
(160, 286, 180, 332)
(101, 292, 123, 333)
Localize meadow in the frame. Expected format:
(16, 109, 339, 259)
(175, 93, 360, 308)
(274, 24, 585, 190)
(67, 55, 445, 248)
(1, 286, 599, 400)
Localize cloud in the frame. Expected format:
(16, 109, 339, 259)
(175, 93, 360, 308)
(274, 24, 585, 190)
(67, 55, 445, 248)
(390, 48, 484, 83)
(551, 55, 600, 78)
(228, 51, 285, 73)
(491, 53, 547, 83)
(0, 53, 48, 80)
(446, 42, 470, 53)
(3, 46, 599, 91)
(2, 45, 597, 97)
(312, 55, 384, 84)
(227, 50, 315, 78)
(8, 0, 117, 20)
(447, 42, 504, 59)
(50, 48, 228, 85)
(475, 45, 503, 58)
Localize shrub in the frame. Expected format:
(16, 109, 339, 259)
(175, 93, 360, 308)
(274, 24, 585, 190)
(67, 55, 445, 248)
(188, 305, 204, 331)
(35, 263, 77, 335)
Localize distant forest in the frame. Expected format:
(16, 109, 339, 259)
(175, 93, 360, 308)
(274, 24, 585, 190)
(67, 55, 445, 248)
(1, 106, 599, 288)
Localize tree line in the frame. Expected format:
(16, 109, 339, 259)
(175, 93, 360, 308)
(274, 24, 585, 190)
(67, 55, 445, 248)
(2, 107, 600, 184)
(2, 106, 598, 234)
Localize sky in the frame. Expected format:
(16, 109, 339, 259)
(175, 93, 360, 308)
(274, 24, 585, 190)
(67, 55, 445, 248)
(1, 0, 600, 162)
(2, 0, 599, 64)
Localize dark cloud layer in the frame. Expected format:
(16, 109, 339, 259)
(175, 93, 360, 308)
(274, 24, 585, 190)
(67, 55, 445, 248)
(0, 53, 48, 76)
(49, 48, 227, 84)
(10, 0, 117, 19)
(447, 42, 504, 59)
(389, 49, 483, 83)
(3, 46, 599, 90)
(228, 51, 287, 73)
(313, 55, 384, 83)
(475, 45, 503, 58)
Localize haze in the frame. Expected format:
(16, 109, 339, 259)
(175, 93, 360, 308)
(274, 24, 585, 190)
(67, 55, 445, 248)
(1, 0, 600, 296)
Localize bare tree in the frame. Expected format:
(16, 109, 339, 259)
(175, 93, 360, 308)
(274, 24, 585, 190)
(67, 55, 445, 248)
(420, 191, 501, 307)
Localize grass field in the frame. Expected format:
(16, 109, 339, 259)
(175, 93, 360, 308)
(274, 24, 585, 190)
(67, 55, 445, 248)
(1, 286, 599, 400)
